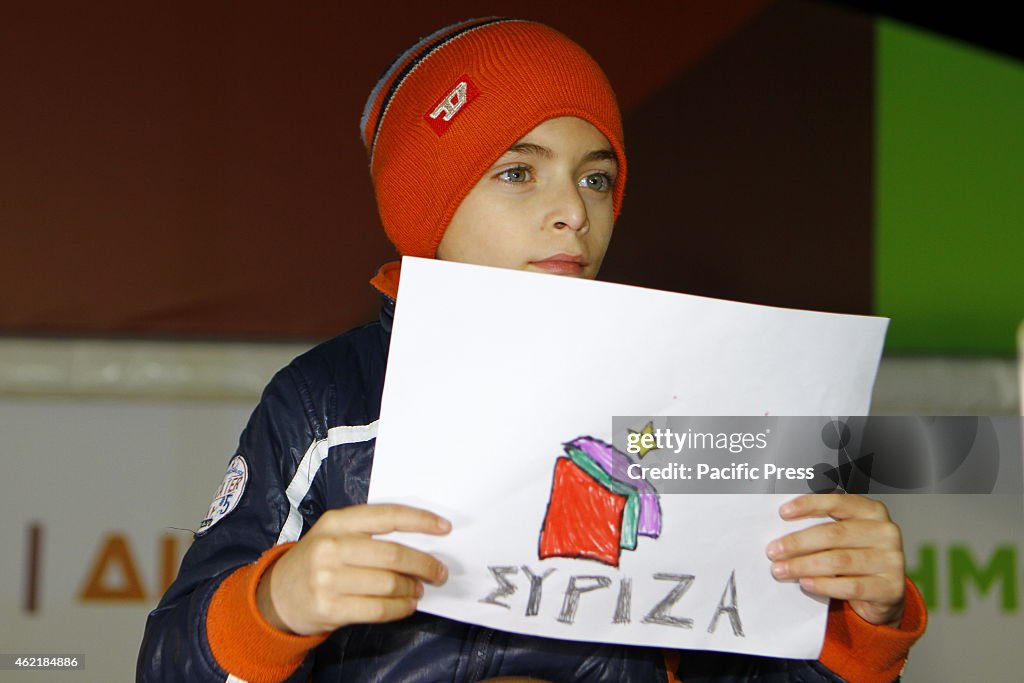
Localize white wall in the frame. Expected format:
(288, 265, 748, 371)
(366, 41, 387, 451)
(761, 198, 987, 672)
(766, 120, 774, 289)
(1, 338, 305, 681)
(1, 338, 1019, 681)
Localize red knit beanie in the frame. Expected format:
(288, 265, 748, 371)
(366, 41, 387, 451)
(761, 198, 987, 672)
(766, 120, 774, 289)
(361, 18, 626, 298)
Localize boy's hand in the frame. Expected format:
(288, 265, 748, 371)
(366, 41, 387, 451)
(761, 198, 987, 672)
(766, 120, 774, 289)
(766, 494, 906, 628)
(256, 503, 451, 636)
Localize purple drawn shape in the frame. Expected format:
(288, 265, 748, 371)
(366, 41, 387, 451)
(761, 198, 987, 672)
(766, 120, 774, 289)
(567, 436, 662, 537)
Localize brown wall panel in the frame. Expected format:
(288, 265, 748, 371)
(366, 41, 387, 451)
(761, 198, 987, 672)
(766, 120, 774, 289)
(603, 0, 874, 315)
(2, 1, 775, 339)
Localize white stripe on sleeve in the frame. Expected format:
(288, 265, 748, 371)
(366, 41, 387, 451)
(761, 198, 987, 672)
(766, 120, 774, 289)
(275, 421, 379, 545)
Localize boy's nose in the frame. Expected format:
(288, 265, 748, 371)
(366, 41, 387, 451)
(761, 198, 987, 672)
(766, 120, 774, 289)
(545, 184, 589, 234)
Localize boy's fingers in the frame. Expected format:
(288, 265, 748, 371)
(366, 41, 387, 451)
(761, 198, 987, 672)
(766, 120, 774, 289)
(329, 595, 419, 625)
(320, 503, 452, 536)
(332, 536, 448, 585)
(779, 493, 890, 523)
(327, 566, 423, 599)
(770, 548, 903, 580)
(794, 575, 905, 607)
(767, 520, 902, 560)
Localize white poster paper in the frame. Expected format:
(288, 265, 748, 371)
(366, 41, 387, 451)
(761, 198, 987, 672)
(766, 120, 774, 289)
(368, 257, 889, 659)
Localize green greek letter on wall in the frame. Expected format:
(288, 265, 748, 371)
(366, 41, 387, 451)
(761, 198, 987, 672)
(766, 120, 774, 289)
(906, 544, 938, 610)
(949, 544, 1018, 613)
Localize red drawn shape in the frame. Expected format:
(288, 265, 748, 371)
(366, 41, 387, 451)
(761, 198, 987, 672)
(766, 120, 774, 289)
(539, 457, 626, 567)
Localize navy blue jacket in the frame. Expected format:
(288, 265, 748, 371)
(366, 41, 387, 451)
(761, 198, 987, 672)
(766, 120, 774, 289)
(137, 299, 848, 682)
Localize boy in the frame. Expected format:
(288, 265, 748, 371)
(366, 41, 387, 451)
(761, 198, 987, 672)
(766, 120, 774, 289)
(138, 18, 924, 682)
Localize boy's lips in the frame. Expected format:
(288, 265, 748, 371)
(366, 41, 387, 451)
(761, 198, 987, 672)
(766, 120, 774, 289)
(530, 253, 587, 275)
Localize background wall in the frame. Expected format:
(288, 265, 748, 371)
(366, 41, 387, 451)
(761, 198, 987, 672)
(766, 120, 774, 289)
(875, 20, 1024, 353)
(3, 1, 1020, 352)
(1, 342, 1019, 681)
(2, 1, 1021, 681)
(1, 0, 773, 338)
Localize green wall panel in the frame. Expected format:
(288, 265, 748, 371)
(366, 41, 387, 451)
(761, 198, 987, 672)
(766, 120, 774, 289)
(876, 20, 1024, 354)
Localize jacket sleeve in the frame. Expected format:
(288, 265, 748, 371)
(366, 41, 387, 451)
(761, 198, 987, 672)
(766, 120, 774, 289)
(137, 364, 328, 683)
(670, 578, 928, 683)
(817, 577, 928, 683)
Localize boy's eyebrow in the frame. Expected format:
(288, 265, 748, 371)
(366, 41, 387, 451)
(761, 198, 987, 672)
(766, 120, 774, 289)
(583, 149, 618, 165)
(501, 143, 618, 165)
(504, 142, 553, 158)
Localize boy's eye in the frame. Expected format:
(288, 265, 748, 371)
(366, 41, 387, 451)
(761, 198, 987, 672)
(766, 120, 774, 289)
(579, 172, 613, 192)
(498, 166, 532, 183)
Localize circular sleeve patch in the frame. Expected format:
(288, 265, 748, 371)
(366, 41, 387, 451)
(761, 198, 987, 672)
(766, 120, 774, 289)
(197, 454, 249, 535)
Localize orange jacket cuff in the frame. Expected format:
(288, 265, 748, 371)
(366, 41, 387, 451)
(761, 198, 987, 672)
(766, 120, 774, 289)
(207, 542, 329, 683)
(819, 577, 928, 683)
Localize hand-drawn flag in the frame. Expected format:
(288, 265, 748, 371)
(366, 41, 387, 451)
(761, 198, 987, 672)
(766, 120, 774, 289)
(568, 436, 663, 538)
(539, 437, 661, 567)
(565, 446, 640, 551)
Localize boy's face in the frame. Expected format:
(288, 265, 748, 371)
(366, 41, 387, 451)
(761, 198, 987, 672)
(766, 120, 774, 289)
(437, 116, 618, 279)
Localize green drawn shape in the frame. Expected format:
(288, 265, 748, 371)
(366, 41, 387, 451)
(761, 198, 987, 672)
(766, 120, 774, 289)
(566, 446, 640, 551)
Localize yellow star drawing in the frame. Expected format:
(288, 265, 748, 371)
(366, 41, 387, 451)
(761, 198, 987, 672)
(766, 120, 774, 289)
(628, 421, 657, 458)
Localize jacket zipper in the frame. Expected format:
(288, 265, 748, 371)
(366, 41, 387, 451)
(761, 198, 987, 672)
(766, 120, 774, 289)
(462, 625, 497, 682)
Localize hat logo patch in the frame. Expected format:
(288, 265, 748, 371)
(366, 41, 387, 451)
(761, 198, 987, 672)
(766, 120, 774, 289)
(425, 75, 479, 135)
